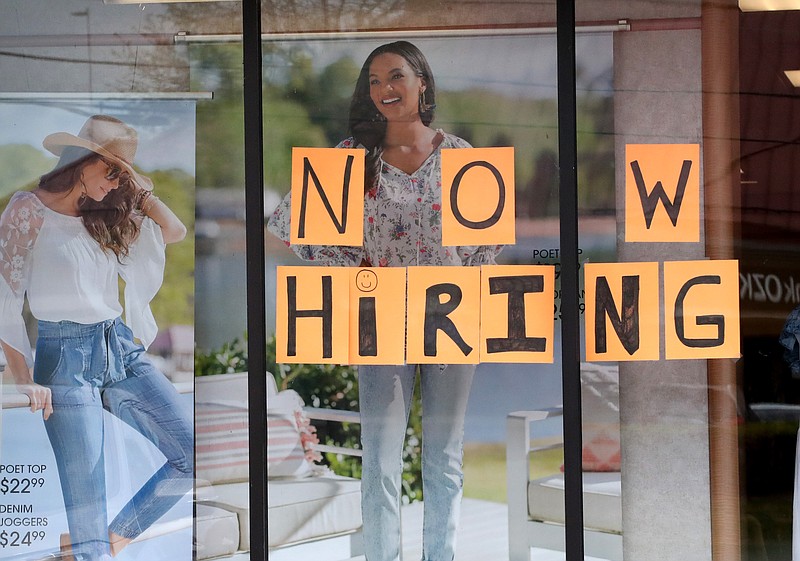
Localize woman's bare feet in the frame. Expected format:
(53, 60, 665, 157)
(108, 531, 132, 557)
(58, 533, 74, 561)
(58, 531, 132, 559)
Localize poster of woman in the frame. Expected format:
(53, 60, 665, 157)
(0, 99, 196, 561)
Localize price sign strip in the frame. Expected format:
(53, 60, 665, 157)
(0, 467, 50, 555)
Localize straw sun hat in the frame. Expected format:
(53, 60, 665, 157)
(42, 114, 153, 191)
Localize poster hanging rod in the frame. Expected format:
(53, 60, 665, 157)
(0, 92, 213, 100)
(174, 21, 629, 43)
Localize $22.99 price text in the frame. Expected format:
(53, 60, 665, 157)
(0, 478, 45, 495)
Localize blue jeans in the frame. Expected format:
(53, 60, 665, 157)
(358, 364, 475, 561)
(34, 318, 193, 561)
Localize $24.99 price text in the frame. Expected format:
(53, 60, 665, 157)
(0, 530, 46, 548)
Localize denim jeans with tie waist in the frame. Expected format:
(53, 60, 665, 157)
(358, 363, 475, 561)
(34, 318, 194, 561)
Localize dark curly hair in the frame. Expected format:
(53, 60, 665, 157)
(38, 145, 139, 258)
(349, 41, 436, 193)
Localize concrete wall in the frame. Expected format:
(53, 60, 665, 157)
(614, 25, 712, 561)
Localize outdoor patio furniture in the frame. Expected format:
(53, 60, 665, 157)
(506, 363, 623, 561)
(194, 371, 363, 560)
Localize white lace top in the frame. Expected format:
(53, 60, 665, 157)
(268, 132, 502, 268)
(0, 191, 166, 367)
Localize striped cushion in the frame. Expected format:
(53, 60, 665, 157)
(196, 401, 250, 484)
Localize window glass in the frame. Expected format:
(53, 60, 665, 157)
(258, 2, 582, 559)
(739, 8, 800, 560)
(575, 2, 800, 560)
(0, 3, 244, 560)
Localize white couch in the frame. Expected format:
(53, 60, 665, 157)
(506, 363, 623, 561)
(194, 371, 363, 560)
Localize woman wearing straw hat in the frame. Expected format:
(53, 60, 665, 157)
(0, 115, 192, 561)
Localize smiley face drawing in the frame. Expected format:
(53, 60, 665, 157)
(355, 269, 378, 292)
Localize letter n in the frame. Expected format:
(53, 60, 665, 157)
(584, 262, 660, 361)
(290, 147, 365, 245)
(594, 275, 640, 356)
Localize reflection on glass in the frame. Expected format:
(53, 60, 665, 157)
(260, 30, 610, 561)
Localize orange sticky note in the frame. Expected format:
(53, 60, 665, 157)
(275, 266, 350, 364)
(441, 147, 516, 246)
(625, 144, 700, 242)
(348, 267, 407, 365)
(664, 260, 740, 360)
(406, 266, 480, 364)
(584, 262, 660, 362)
(479, 265, 555, 363)
(290, 147, 365, 246)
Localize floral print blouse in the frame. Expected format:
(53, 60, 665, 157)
(268, 132, 503, 268)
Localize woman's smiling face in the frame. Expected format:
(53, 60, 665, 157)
(368, 52, 425, 122)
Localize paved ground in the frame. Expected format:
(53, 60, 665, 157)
(269, 497, 611, 561)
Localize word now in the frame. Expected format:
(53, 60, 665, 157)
(289, 146, 516, 247)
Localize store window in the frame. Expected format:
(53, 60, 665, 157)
(261, 2, 799, 561)
(1, 2, 798, 561)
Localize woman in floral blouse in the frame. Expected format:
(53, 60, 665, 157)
(268, 41, 501, 561)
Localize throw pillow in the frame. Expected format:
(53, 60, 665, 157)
(267, 388, 322, 478)
(580, 362, 621, 472)
(196, 399, 250, 484)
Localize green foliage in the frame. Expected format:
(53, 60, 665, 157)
(436, 89, 559, 194)
(192, 43, 246, 190)
(263, 98, 329, 191)
(194, 336, 249, 376)
(279, 52, 359, 145)
(0, 144, 54, 198)
(148, 169, 195, 327)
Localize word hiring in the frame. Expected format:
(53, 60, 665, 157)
(584, 260, 741, 362)
(275, 265, 555, 365)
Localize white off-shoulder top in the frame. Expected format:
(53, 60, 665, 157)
(0, 190, 165, 367)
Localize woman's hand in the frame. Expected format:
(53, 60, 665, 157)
(1, 341, 53, 420)
(16, 383, 53, 420)
(135, 187, 187, 244)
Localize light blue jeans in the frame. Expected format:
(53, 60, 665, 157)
(34, 318, 194, 561)
(358, 364, 475, 561)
